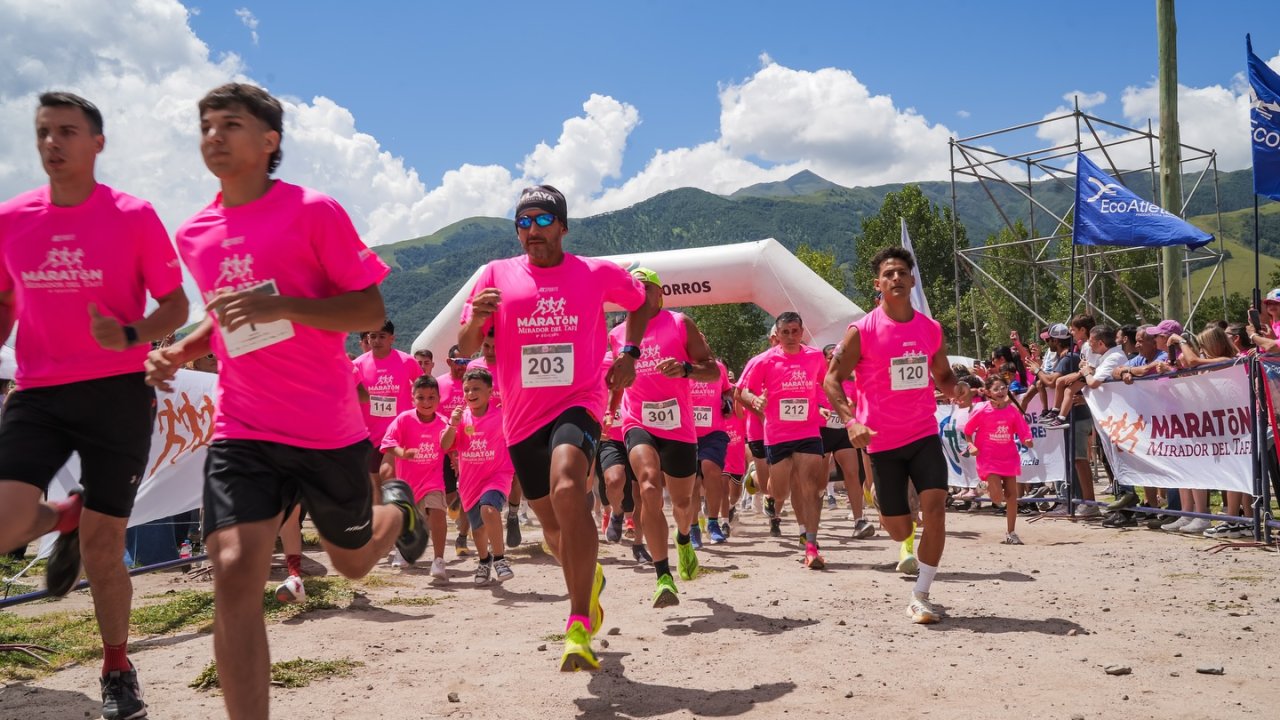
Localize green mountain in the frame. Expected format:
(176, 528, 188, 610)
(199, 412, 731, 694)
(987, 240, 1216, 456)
(372, 166, 1267, 350)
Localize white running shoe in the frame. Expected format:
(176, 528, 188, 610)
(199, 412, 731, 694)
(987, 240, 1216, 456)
(275, 575, 306, 604)
(389, 548, 406, 569)
(1163, 516, 1191, 532)
(907, 591, 940, 624)
(1179, 517, 1211, 534)
(1076, 505, 1102, 519)
(430, 557, 448, 582)
(493, 557, 514, 582)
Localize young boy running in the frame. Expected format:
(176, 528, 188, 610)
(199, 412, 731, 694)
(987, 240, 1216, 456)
(381, 375, 452, 579)
(451, 367, 515, 584)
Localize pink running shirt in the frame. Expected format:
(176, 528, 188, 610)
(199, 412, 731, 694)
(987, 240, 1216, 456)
(740, 351, 770, 442)
(851, 306, 943, 454)
(0, 184, 182, 388)
(178, 181, 389, 449)
(609, 310, 695, 443)
(963, 401, 1031, 480)
(739, 344, 826, 446)
(690, 359, 732, 438)
(435, 372, 467, 420)
(455, 403, 514, 510)
(461, 254, 645, 444)
(380, 410, 448, 501)
(467, 355, 501, 407)
(723, 412, 747, 475)
(354, 349, 422, 447)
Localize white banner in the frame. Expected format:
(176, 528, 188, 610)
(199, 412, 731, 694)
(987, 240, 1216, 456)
(37, 369, 216, 558)
(1084, 364, 1252, 493)
(936, 394, 1066, 488)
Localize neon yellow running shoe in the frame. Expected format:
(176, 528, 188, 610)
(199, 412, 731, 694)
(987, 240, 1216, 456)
(652, 573, 680, 608)
(589, 562, 606, 638)
(677, 539, 699, 581)
(559, 620, 599, 672)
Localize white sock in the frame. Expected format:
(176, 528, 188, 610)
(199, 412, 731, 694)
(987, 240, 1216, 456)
(826, 481, 836, 496)
(914, 562, 938, 596)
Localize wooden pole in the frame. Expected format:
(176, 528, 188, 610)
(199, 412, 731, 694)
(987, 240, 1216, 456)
(1157, 0, 1186, 322)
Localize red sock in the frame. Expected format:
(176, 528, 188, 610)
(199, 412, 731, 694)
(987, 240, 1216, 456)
(102, 642, 129, 674)
(52, 494, 83, 534)
(286, 554, 302, 578)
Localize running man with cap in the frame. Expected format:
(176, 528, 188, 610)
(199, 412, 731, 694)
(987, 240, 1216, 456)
(739, 312, 830, 568)
(144, 83, 428, 718)
(609, 267, 718, 607)
(459, 184, 657, 671)
(825, 246, 971, 623)
(0, 91, 189, 719)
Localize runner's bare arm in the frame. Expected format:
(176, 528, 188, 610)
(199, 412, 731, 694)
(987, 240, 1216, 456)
(667, 317, 718, 381)
(145, 317, 215, 392)
(90, 287, 189, 351)
(824, 324, 859, 423)
(206, 283, 384, 334)
(0, 290, 13, 348)
(458, 287, 501, 357)
(930, 344, 970, 403)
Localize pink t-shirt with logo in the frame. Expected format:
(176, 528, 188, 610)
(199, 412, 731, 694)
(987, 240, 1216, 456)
(455, 404, 514, 510)
(609, 310, 695, 443)
(0, 184, 182, 388)
(740, 351, 770, 442)
(435, 372, 467, 420)
(723, 412, 747, 475)
(380, 410, 448, 501)
(354, 349, 422, 444)
(852, 306, 943, 454)
(963, 401, 1031, 480)
(462, 254, 645, 444)
(740, 344, 826, 446)
(178, 181, 389, 449)
(690, 359, 732, 438)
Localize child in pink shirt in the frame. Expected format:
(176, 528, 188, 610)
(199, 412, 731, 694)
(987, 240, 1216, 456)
(963, 375, 1034, 545)
(381, 375, 455, 575)
(450, 367, 515, 585)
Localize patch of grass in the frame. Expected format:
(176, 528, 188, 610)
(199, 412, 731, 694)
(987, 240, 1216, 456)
(541, 632, 566, 642)
(693, 566, 725, 579)
(730, 572, 750, 580)
(1, 577, 355, 680)
(191, 657, 364, 690)
(383, 594, 454, 607)
(354, 574, 405, 590)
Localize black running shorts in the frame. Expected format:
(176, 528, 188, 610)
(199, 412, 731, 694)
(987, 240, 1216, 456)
(595, 439, 636, 512)
(696, 430, 730, 470)
(747, 439, 768, 460)
(765, 437, 824, 464)
(821, 427, 854, 454)
(625, 427, 698, 479)
(868, 434, 948, 517)
(507, 407, 600, 501)
(0, 373, 155, 518)
(203, 438, 374, 549)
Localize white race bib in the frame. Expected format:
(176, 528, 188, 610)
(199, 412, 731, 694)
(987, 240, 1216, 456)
(825, 412, 845, 429)
(779, 398, 809, 422)
(218, 279, 295, 358)
(370, 396, 396, 418)
(693, 405, 713, 428)
(889, 354, 929, 391)
(642, 399, 681, 431)
(521, 343, 573, 388)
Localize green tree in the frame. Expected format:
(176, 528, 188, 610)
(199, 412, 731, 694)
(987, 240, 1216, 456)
(680, 303, 771, 374)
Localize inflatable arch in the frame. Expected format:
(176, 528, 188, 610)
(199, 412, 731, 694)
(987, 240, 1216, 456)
(410, 238, 866, 361)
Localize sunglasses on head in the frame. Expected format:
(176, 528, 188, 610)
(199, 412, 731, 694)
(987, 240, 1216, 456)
(515, 214, 557, 229)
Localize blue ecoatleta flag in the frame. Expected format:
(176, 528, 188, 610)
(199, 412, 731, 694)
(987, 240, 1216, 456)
(1072, 153, 1212, 250)
(1248, 34, 1280, 201)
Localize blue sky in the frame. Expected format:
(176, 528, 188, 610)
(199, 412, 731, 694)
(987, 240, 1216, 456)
(3, 0, 1279, 247)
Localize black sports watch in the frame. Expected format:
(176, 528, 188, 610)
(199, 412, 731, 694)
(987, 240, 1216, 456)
(619, 344, 641, 359)
(123, 325, 139, 347)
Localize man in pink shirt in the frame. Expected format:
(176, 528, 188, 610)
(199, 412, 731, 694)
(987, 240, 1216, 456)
(608, 268, 718, 608)
(825, 246, 971, 625)
(737, 332, 778, 525)
(143, 83, 427, 720)
(354, 320, 423, 491)
(0, 91, 188, 720)
(739, 312, 830, 569)
(459, 184, 657, 672)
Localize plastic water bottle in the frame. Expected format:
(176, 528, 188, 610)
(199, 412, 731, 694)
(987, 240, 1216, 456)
(179, 540, 193, 559)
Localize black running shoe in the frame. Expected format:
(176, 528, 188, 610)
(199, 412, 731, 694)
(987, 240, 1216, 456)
(605, 513, 623, 543)
(764, 497, 777, 519)
(382, 479, 429, 564)
(769, 518, 782, 537)
(506, 511, 522, 548)
(631, 543, 653, 564)
(46, 487, 85, 598)
(100, 661, 147, 719)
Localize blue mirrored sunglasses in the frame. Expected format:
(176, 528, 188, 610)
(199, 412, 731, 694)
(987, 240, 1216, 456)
(515, 213, 557, 229)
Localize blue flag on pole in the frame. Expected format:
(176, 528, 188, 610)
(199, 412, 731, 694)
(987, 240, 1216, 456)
(1248, 34, 1280, 201)
(1072, 153, 1212, 250)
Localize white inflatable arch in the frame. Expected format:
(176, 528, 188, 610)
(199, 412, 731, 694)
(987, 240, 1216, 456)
(410, 239, 866, 362)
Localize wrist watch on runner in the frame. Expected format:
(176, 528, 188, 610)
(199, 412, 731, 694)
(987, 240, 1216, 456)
(620, 344, 641, 359)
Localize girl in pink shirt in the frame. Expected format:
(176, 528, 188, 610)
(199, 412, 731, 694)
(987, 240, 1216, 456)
(381, 375, 455, 574)
(450, 368, 515, 585)
(963, 375, 1034, 545)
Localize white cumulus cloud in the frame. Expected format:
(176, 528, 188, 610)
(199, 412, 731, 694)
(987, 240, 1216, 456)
(234, 7, 258, 45)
